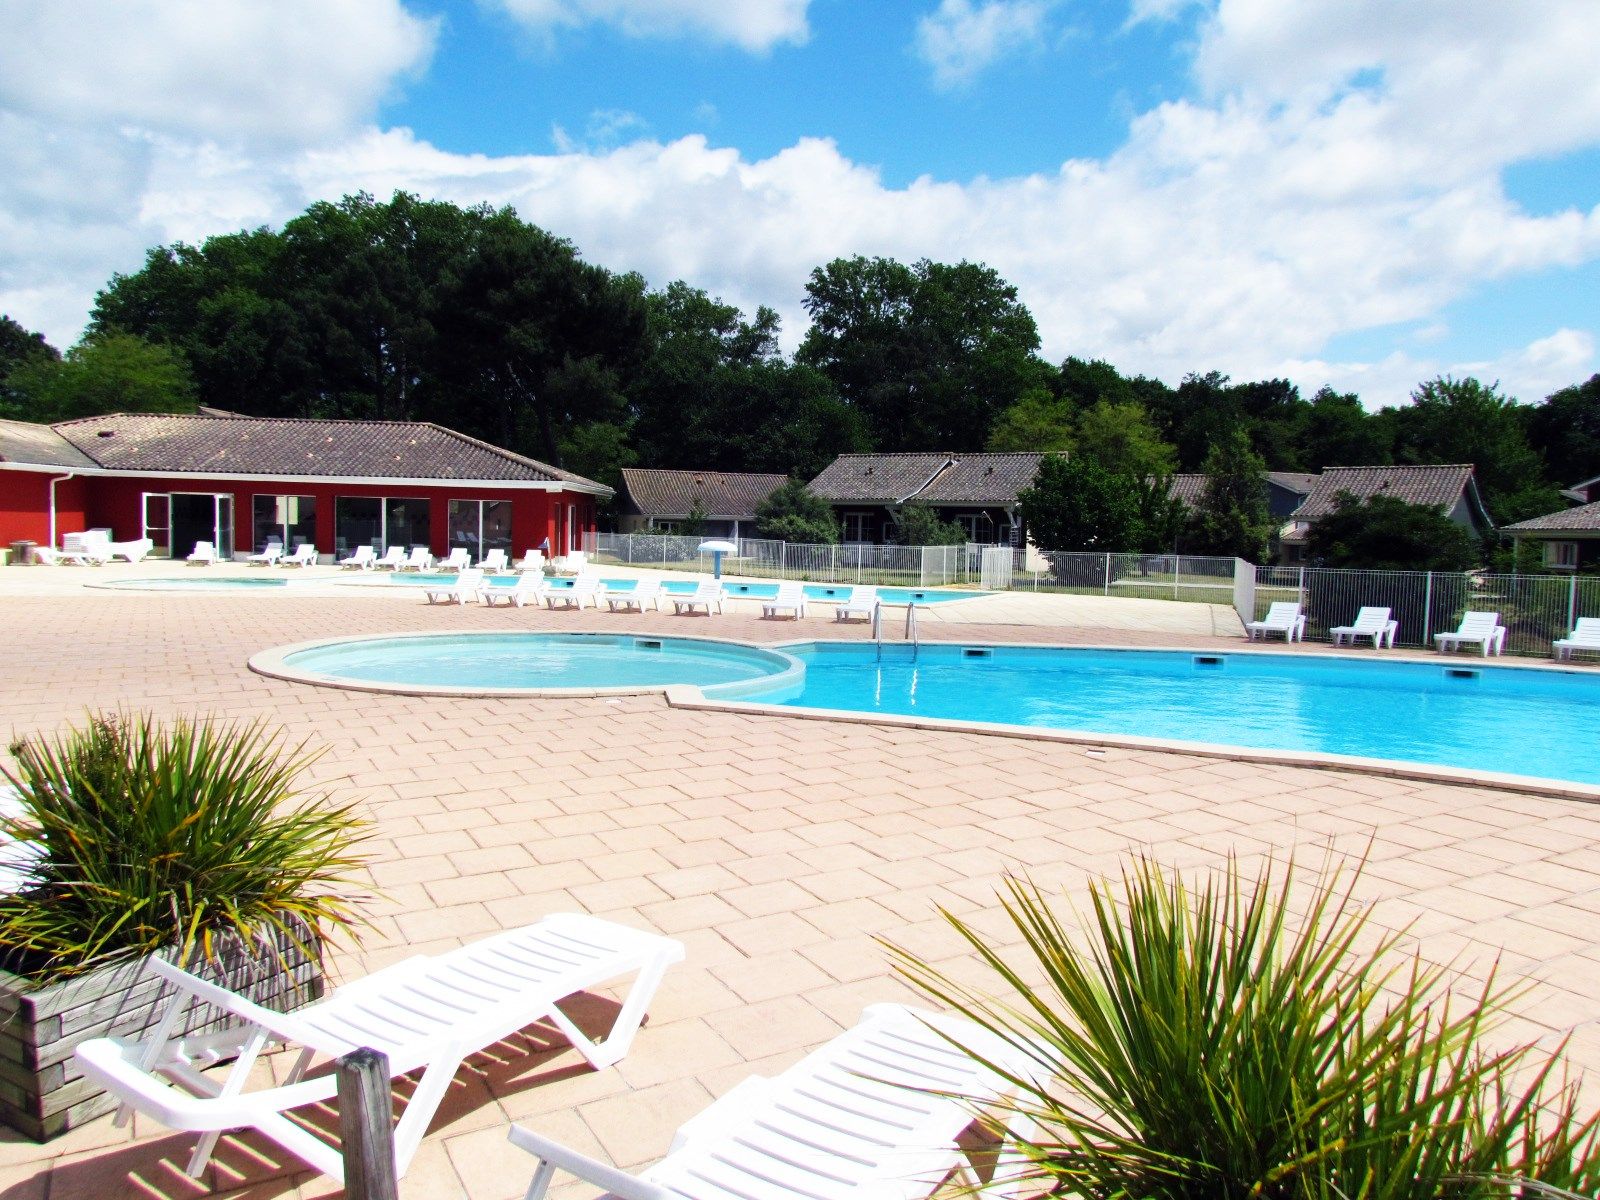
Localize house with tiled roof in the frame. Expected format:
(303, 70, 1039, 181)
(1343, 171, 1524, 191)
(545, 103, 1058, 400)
(0, 412, 609, 561)
(806, 452, 1049, 544)
(1504, 500, 1600, 572)
(1277, 464, 1493, 564)
(1167, 471, 1318, 522)
(616, 468, 789, 540)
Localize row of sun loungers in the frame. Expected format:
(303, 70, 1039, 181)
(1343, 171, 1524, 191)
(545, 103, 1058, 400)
(1244, 602, 1558, 657)
(424, 572, 881, 622)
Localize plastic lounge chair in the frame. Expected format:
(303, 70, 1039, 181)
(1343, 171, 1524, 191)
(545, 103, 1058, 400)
(33, 547, 89, 566)
(671, 579, 724, 616)
(186, 541, 216, 566)
(607, 578, 662, 613)
(277, 544, 319, 568)
(480, 549, 510, 573)
(106, 537, 154, 563)
(509, 1002, 1035, 1200)
(338, 545, 376, 571)
(761, 580, 808, 620)
(247, 541, 283, 567)
(1245, 602, 1306, 642)
(436, 548, 472, 572)
(0, 785, 44, 896)
(424, 567, 484, 605)
(395, 546, 432, 572)
(74, 913, 685, 1186)
(67, 531, 113, 564)
(482, 574, 546, 608)
(1554, 617, 1600, 662)
(1435, 610, 1505, 656)
(834, 585, 878, 622)
(372, 546, 408, 570)
(1329, 606, 1398, 649)
(515, 549, 546, 574)
(545, 575, 603, 610)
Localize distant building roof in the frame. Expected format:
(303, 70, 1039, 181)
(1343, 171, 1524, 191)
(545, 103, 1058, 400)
(1292, 464, 1488, 524)
(619, 469, 789, 519)
(1166, 471, 1319, 510)
(1503, 500, 1600, 534)
(1268, 471, 1320, 495)
(7, 413, 609, 491)
(808, 452, 1047, 506)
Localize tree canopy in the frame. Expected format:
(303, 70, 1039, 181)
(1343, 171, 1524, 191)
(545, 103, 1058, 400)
(754, 478, 840, 544)
(4, 333, 196, 422)
(1186, 427, 1272, 559)
(1305, 492, 1481, 571)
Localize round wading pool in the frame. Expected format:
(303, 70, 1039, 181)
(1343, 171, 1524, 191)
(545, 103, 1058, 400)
(251, 631, 804, 699)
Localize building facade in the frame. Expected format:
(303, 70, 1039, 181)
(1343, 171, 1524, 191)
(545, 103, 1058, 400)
(615, 469, 788, 540)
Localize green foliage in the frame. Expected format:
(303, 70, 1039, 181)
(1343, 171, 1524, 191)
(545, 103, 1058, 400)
(1076, 399, 1177, 477)
(892, 502, 966, 546)
(1187, 426, 1273, 559)
(0, 316, 59, 418)
(5, 333, 196, 422)
(678, 499, 709, 538)
(1526, 373, 1600, 488)
(986, 387, 1073, 452)
(1019, 454, 1164, 554)
(889, 854, 1600, 1200)
(1307, 491, 1482, 570)
(755, 477, 839, 544)
(0, 713, 370, 980)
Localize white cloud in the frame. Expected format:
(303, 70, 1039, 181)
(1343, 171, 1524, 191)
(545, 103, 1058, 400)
(914, 0, 1053, 89)
(487, 0, 810, 52)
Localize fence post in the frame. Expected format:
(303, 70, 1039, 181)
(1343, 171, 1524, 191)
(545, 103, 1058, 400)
(1103, 552, 1111, 596)
(1570, 574, 1579, 635)
(1173, 554, 1181, 601)
(337, 1047, 399, 1200)
(1422, 571, 1434, 646)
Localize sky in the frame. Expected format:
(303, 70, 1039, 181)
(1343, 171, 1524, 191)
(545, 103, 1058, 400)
(2, 0, 1599, 409)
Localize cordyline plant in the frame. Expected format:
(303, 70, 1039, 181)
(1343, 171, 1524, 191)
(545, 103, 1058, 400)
(0, 712, 371, 980)
(887, 854, 1600, 1200)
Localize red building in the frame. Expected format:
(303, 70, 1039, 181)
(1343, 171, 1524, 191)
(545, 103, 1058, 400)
(0, 413, 609, 561)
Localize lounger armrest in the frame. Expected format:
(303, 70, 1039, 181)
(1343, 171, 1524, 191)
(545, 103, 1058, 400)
(147, 957, 315, 1044)
(508, 1125, 671, 1200)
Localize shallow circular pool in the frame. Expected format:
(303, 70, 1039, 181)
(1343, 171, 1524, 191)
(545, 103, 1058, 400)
(251, 632, 804, 698)
(94, 576, 293, 591)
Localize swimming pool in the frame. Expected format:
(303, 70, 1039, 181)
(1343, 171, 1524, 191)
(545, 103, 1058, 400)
(750, 644, 1600, 787)
(254, 632, 802, 699)
(373, 575, 984, 605)
(95, 576, 292, 591)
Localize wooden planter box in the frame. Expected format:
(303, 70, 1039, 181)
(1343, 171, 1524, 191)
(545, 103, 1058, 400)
(0, 933, 324, 1141)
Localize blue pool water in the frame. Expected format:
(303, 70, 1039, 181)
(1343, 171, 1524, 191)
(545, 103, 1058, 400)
(277, 633, 799, 696)
(99, 576, 290, 591)
(381, 575, 983, 605)
(762, 644, 1600, 786)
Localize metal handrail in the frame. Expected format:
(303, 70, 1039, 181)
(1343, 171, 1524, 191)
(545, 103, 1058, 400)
(872, 600, 883, 660)
(904, 603, 919, 659)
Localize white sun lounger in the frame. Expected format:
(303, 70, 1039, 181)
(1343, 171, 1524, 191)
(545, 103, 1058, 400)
(672, 579, 724, 616)
(607, 578, 663, 612)
(105, 537, 154, 563)
(186, 541, 216, 566)
(1245, 601, 1306, 642)
(1435, 610, 1506, 656)
(372, 546, 408, 570)
(1554, 617, 1600, 661)
(33, 547, 90, 566)
(1329, 606, 1398, 649)
(510, 1002, 1034, 1200)
(834, 585, 878, 622)
(396, 546, 432, 572)
(275, 544, 319, 568)
(436, 548, 472, 572)
(545, 575, 603, 610)
(516, 549, 546, 574)
(246, 541, 283, 567)
(338, 545, 377, 571)
(482, 574, 546, 607)
(74, 913, 684, 1185)
(479, 548, 510, 573)
(424, 567, 485, 604)
(761, 580, 808, 620)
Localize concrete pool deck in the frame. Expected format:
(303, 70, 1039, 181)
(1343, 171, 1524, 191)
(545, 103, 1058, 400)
(1, 563, 1599, 1199)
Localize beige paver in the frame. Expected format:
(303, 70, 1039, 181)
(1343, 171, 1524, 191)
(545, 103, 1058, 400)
(2, 563, 1599, 1198)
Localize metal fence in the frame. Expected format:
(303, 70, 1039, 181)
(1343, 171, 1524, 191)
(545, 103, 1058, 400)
(588, 531, 1599, 657)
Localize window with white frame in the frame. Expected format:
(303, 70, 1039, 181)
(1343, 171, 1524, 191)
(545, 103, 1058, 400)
(1545, 540, 1580, 569)
(842, 512, 874, 542)
(448, 499, 513, 558)
(252, 494, 316, 552)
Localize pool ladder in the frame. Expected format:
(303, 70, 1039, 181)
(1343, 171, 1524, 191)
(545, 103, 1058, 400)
(873, 601, 920, 661)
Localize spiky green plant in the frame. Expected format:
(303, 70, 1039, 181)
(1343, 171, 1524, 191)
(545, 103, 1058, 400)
(0, 712, 371, 980)
(888, 854, 1600, 1199)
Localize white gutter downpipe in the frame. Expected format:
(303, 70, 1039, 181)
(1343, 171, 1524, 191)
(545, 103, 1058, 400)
(47, 472, 76, 550)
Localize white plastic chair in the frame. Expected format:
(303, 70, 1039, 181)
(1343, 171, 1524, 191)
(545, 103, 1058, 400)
(338, 545, 377, 571)
(1329, 606, 1398, 648)
(107, 538, 154, 563)
(276, 544, 319, 568)
(246, 541, 283, 567)
(762, 580, 808, 620)
(34, 547, 89, 566)
(834, 586, 878, 622)
(372, 546, 408, 570)
(424, 567, 485, 604)
(396, 546, 432, 572)
(672, 578, 725, 616)
(607, 578, 663, 613)
(480, 548, 510, 573)
(1245, 601, 1306, 642)
(482, 574, 546, 607)
(186, 541, 216, 566)
(545, 575, 603, 610)
(509, 1002, 1035, 1200)
(515, 549, 546, 574)
(1434, 610, 1505, 656)
(1554, 617, 1600, 661)
(74, 914, 684, 1186)
(436, 548, 472, 572)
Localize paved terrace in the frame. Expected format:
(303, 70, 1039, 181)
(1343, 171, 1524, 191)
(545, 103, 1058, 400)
(2, 563, 1599, 1199)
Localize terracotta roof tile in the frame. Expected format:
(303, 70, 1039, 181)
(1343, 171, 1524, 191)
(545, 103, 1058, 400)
(0, 420, 98, 469)
(807, 452, 1046, 505)
(1504, 500, 1600, 533)
(620, 469, 789, 518)
(1293, 464, 1480, 521)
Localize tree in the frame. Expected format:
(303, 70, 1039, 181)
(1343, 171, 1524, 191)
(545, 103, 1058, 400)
(677, 500, 709, 538)
(1525, 374, 1600, 487)
(0, 316, 59, 418)
(1186, 426, 1273, 559)
(6, 333, 196, 422)
(1303, 386, 1391, 469)
(754, 478, 839, 544)
(1018, 455, 1143, 553)
(1076, 400, 1177, 478)
(798, 255, 1045, 451)
(1305, 492, 1481, 571)
(892, 502, 966, 546)
(986, 387, 1073, 452)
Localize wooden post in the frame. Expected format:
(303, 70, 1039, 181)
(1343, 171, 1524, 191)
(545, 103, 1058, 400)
(337, 1047, 399, 1200)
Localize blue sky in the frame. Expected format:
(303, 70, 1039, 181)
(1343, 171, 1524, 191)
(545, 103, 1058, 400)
(1, 0, 1598, 409)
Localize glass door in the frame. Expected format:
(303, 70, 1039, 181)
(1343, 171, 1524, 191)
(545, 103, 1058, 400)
(141, 492, 171, 557)
(215, 494, 234, 558)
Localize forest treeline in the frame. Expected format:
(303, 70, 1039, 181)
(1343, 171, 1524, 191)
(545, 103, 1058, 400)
(2, 192, 1598, 525)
